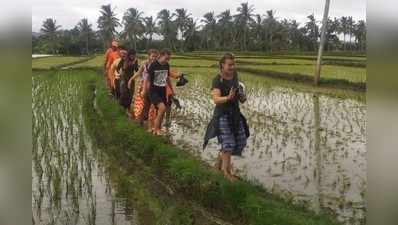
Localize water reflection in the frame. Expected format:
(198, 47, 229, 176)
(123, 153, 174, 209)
(166, 73, 366, 225)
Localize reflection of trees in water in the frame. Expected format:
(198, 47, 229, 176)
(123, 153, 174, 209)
(32, 75, 96, 225)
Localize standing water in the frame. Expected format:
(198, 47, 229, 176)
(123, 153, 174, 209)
(166, 73, 366, 225)
(32, 72, 141, 225)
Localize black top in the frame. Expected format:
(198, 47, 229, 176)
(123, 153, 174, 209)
(148, 60, 170, 92)
(203, 72, 250, 150)
(117, 59, 139, 82)
(211, 73, 240, 117)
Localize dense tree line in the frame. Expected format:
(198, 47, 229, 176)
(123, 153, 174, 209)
(32, 3, 366, 55)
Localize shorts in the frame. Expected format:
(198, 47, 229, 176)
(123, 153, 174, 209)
(149, 88, 167, 106)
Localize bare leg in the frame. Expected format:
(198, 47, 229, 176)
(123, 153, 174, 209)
(221, 151, 236, 181)
(153, 102, 166, 135)
(215, 151, 222, 170)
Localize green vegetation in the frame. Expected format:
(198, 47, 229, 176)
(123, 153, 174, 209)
(33, 3, 366, 54)
(32, 56, 93, 69)
(78, 68, 340, 225)
(71, 52, 366, 96)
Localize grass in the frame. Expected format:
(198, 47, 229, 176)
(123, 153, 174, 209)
(32, 56, 92, 69)
(66, 52, 366, 91)
(79, 68, 340, 225)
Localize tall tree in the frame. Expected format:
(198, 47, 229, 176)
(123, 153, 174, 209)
(250, 14, 264, 49)
(347, 16, 354, 50)
(353, 20, 366, 51)
(76, 18, 94, 55)
(263, 10, 277, 52)
(183, 18, 201, 51)
(157, 9, 177, 50)
(40, 18, 61, 54)
(173, 8, 191, 51)
(144, 16, 157, 48)
(217, 10, 234, 49)
(339, 16, 349, 51)
(305, 14, 319, 51)
(97, 4, 121, 49)
(234, 2, 255, 51)
(201, 12, 217, 49)
(122, 8, 144, 49)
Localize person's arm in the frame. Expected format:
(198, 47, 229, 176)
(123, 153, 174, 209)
(211, 87, 235, 105)
(129, 64, 144, 88)
(143, 63, 155, 96)
(166, 75, 174, 95)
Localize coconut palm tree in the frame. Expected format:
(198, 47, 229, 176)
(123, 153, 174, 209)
(353, 20, 366, 51)
(250, 14, 264, 49)
(122, 8, 144, 49)
(305, 14, 319, 51)
(97, 4, 121, 49)
(173, 8, 191, 51)
(347, 16, 354, 50)
(40, 18, 61, 54)
(217, 10, 234, 49)
(234, 2, 255, 51)
(263, 10, 277, 52)
(157, 9, 177, 50)
(339, 16, 349, 51)
(183, 18, 201, 51)
(144, 16, 157, 48)
(76, 18, 94, 55)
(201, 12, 217, 49)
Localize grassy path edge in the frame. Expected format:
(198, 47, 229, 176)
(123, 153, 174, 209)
(80, 68, 340, 225)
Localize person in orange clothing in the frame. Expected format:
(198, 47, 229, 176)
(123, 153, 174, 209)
(128, 49, 159, 125)
(104, 40, 120, 95)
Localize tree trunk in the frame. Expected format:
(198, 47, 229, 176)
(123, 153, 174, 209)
(314, 0, 331, 86)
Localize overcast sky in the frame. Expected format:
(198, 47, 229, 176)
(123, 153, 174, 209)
(32, 0, 366, 32)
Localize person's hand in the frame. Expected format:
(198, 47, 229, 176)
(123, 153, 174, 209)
(127, 78, 132, 89)
(227, 87, 236, 101)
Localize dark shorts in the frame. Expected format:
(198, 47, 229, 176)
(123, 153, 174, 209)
(149, 88, 167, 106)
(217, 114, 247, 156)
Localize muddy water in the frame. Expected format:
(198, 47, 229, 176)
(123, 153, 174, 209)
(32, 73, 142, 225)
(166, 74, 366, 225)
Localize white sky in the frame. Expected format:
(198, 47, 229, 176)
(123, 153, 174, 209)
(31, 0, 366, 32)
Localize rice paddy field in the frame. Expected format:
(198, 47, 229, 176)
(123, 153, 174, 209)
(32, 56, 89, 69)
(32, 52, 366, 225)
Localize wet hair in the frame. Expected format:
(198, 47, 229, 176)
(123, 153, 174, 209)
(148, 49, 159, 55)
(219, 52, 235, 70)
(159, 48, 172, 56)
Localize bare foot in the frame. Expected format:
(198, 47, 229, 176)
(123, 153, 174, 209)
(214, 155, 222, 171)
(152, 129, 163, 136)
(223, 173, 237, 182)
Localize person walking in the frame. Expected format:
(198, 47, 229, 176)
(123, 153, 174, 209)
(118, 49, 139, 116)
(128, 49, 159, 125)
(104, 40, 120, 95)
(203, 53, 250, 181)
(147, 49, 173, 135)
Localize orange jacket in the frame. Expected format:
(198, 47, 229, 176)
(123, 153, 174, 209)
(105, 48, 120, 70)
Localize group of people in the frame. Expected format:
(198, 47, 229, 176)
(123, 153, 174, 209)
(104, 41, 183, 135)
(104, 41, 250, 181)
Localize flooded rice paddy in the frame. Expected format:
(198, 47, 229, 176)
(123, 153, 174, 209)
(32, 71, 238, 225)
(165, 71, 366, 225)
(32, 55, 366, 224)
(32, 72, 149, 225)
